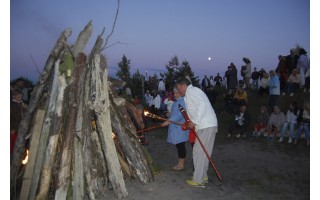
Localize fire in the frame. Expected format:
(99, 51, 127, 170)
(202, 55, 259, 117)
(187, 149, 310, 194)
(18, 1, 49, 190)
(22, 149, 29, 165)
(112, 132, 116, 139)
(144, 110, 150, 116)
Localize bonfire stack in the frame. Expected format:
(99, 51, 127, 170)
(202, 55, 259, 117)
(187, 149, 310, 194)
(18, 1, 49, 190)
(10, 21, 153, 200)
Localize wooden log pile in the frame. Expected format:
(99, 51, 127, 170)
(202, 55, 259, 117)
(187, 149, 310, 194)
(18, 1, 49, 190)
(11, 21, 153, 200)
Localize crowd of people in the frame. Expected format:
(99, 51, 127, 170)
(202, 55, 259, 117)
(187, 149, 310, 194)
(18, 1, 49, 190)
(135, 46, 310, 187)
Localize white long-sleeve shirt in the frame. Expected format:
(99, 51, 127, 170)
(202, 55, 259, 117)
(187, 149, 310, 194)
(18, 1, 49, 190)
(184, 85, 218, 131)
(153, 94, 161, 109)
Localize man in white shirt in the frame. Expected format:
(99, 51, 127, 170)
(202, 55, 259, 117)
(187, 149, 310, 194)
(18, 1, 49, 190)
(176, 77, 218, 187)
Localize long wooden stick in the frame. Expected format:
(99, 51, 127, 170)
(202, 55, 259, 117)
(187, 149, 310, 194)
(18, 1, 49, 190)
(136, 124, 164, 133)
(178, 104, 223, 182)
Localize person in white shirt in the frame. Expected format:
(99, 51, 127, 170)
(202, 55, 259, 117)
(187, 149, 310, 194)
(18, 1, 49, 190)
(144, 90, 153, 107)
(176, 77, 218, 187)
(158, 79, 166, 92)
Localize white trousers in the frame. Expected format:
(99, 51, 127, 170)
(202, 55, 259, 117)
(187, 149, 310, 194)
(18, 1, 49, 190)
(192, 126, 217, 183)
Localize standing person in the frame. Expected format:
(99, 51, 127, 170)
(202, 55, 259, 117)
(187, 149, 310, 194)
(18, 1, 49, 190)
(161, 88, 189, 171)
(213, 73, 223, 87)
(296, 48, 309, 89)
(258, 71, 270, 96)
(251, 67, 260, 90)
(201, 75, 211, 91)
(242, 57, 252, 88)
(209, 75, 215, 87)
(286, 48, 298, 77)
(158, 78, 166, 92)
(268, 70, 280, 110)
(275, 55, 288, 92)
(224, 63, 238, 90)
(176, 77, 218, 187)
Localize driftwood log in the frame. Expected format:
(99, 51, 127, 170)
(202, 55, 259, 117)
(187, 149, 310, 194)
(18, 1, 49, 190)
(14, 21, 154, 200)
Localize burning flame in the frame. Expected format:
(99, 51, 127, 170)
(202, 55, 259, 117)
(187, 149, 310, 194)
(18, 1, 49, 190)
(112, 132, 116, 139)
(144, 110, 150, 116)
(22, 149, 29, 165)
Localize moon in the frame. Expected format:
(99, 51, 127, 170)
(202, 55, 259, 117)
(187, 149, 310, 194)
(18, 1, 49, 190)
(208, 57, 211, 61)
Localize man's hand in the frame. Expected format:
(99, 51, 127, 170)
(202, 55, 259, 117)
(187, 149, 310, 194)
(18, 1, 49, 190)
(187, 121, 196, 129)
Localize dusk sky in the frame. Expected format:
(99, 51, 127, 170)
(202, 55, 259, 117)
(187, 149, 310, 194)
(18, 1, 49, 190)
(10, 0, 310, 83)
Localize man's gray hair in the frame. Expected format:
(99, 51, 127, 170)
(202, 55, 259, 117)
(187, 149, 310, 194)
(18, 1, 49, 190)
(176, 77, 191, 86)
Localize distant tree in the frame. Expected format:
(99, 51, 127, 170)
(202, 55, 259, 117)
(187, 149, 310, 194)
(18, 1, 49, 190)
(131, 69, 144, 98)
(175, 59, 200, 87)
(116, 54, 131, 86)
(10, 76, 34, 88)
(164, 55, 179, 91)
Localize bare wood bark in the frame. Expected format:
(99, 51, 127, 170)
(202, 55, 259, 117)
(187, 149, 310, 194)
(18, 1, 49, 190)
(73, 53, 87, 200)
(11, 29, 72, 195)
(28, 59, 68, 200)
(90, 51, 128, 199)
(19, 110, 46, 200)
(73, 20, 93, 58)
(35, 134, 59, 200)
(81, 44, 109, 199)
(126, 102, 145, 130)
(55, 51, 86, 199)
(110, 99, 154, 184)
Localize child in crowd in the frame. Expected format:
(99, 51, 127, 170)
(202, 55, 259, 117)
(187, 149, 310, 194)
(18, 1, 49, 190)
(266, 106, 286, 140)
(279, 101, 300, 143)
(252, 106, 269, 137)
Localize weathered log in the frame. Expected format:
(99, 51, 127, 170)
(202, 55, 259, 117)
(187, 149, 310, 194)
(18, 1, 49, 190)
(28, 59, 68, 200)
(110, 98, 154, 184)
(73, 20, 93, 58)
(19, 110, 46, 200)
(35, 134, 59, 200)
(55, 51, 86, 199)
(89, 46, 128, 198)
(126, 102, 145, 130)
(81, 42, 110, 199)
(73, 53, 87, 200)
(11, 28, 72, 196)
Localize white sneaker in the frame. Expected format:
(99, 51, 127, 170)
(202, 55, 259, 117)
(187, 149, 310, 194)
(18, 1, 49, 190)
(236, 134, 241, 138)
(288, 138, 293, 143)
(282, 92, 286, 96)
(289, 93, 294, 97)
(279, 137, 283, 142)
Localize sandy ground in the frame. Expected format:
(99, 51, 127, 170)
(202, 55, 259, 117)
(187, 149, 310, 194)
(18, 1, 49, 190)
(107, 124, 310, 200)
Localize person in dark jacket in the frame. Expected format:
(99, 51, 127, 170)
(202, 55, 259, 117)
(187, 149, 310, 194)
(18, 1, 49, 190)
(227, 105, 251, 138)
(224, 62, 238, 90)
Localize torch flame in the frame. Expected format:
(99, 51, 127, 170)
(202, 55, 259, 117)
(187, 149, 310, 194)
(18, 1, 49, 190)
(144, 110, 150, 116)
(112, 132, 116, 139)
(22, 149, 29, 165)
